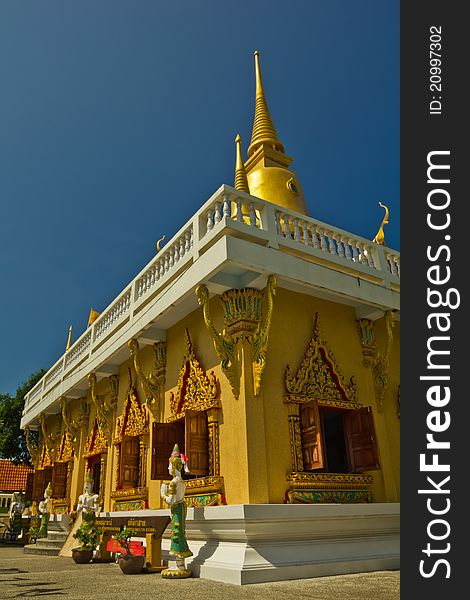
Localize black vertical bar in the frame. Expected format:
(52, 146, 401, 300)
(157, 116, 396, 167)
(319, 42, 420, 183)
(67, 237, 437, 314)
(401, 1, 466, 597)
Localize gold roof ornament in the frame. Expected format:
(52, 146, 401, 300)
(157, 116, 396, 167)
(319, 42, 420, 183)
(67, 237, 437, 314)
(65, 325, 73, 351)
(248, 51, 285, 157)
(88, 308, 100, 327)
(243, 51, 309, 215)
(372, 202, 390, 245)
(234, 134, 250, 193)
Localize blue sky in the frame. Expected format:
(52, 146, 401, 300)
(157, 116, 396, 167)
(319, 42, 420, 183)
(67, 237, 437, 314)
(0, 0, 399, 394)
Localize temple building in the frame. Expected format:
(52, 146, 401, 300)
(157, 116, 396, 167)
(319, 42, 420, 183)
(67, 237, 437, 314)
(21, 51, 400, 583)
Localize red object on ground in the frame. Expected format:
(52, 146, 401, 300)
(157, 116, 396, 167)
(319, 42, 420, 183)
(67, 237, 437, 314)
(106, 538, 145, 556)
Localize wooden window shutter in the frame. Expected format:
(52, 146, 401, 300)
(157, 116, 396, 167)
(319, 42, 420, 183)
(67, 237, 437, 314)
(120, 436, 140, 489)
(299, 401, 325, 470)
(32, 470, 45, 503)
(25, 472, 34, 502)
(151, 422, 184, 480)
(344, 406, 380, 473)
(52, 462, 68, 498)
(185, 410, 209, 477)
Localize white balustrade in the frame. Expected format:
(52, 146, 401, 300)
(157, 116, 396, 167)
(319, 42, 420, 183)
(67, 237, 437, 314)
(64, 330, 92, 370)
(24, 184, 399, 421)
(95, 289, 132, 341)
(44, 361, 63, 389)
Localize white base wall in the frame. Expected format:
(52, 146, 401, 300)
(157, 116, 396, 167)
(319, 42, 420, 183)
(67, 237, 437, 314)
(104, 503, 399, 585)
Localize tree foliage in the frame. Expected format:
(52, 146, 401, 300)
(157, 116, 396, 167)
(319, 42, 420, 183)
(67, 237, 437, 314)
(0, 369, 46, 464)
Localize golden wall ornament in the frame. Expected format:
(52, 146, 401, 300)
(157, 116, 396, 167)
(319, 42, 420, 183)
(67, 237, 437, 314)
(196, 275, 276, 398)
(370, 311, 395, 412)
(58, 396, 79, 451)
(108, 375, 119, 410)
(356, 318, 377, 366)
(39, 412, 60, 462)
(24, 425, 41, 468)
(168, 329, 220, 421)
(84, 418, 109, 457)
(196, 284, 239, 398)
(251, 274, 276, 395)
(128, 338, 166, 419)
(114, 384, 148, 443)
(284, 313, 357, 404)
(88, 373, 113, 442)
(56, 431, 74, 463)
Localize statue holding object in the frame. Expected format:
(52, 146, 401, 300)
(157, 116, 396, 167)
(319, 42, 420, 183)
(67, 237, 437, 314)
(38, 482, 52, 537)
(77, 471, 101, 524)
(9, 492, 25, 535)
(160, 444, 193, 578)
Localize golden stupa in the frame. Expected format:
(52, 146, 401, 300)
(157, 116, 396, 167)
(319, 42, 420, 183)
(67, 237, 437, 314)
(242, 51, 308, 215)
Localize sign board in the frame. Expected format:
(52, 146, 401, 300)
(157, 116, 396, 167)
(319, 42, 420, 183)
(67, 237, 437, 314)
(95, 515, 170, 538)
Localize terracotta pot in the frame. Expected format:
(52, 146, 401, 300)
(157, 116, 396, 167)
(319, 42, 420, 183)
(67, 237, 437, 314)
(72, 548, 94, 564)
(118, 554, 145, 574)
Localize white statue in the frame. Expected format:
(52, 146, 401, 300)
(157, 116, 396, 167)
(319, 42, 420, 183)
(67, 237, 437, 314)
(9, 492, 25, 534)
(38, 482, 52, 537)
(77, 472, 100, 522)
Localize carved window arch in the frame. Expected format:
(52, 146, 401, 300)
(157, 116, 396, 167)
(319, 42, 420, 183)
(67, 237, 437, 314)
(284, 314, 379, 475)
(151, 329, 221, 480)
(114, 385, 148, 490)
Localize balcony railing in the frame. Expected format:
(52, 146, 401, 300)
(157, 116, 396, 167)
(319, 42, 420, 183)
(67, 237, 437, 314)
(23, 185, 399, 419)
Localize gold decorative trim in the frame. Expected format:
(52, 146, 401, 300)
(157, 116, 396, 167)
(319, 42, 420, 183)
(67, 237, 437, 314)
(128, 338, 166, 419)
(84, 419, 109, 457)
(196, 284, 239, 398)
(108, 375, 119, 410)
(51, 498, 69, 514)
(287, 472, 373, 490)
(196, 275, 276, 398)
(168, 329, 220, 421)
(39, 413, 60, 462)
(284, 313, 357, 404)
(114, 386, 148, 442)
(184, 476, 224, 496)
(252, 274, 276, 396)
(371, 311, 395, 411)
(58, 397, 79, 452)
(88, 373, 113, 442)
(56, 431, 74, 463)
(110, 487, 148, 500)
(25, 426, 41, 469)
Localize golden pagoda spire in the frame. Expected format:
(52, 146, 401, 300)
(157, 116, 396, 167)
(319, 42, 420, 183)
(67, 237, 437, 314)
(66, 325, 73, 351)
(234, 134, 250, 193)
(248, 50, 285, 157)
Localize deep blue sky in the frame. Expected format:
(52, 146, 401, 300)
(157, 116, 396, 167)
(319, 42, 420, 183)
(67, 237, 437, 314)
(0, 1, 399, 394)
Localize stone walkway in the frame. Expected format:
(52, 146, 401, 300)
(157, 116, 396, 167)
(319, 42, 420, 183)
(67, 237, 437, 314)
(0, 546, 399, 600)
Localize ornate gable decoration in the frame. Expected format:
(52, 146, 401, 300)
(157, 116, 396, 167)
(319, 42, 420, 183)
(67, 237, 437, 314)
(56, 431, 74, 463)
(168, 329, 220, 422)
(114, 383, 148, 443)
(284, 314, 358, 406)
(84, 419, 109, 457)
(38, 444, 53, 469)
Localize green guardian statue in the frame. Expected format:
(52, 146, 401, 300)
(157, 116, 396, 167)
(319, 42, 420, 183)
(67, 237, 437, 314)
(160, 444, 193, 578)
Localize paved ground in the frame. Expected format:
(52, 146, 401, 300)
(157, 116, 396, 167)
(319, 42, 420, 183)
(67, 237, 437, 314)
(0, 545, 399, 599)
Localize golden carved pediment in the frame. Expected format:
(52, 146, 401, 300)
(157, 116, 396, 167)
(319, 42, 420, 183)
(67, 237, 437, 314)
(284, 313, 357, 404)
(84, 419, 109, 457)
(114, 386, 148, 442)
(168, 329, 220, 421)
(56, 431, 74, 463)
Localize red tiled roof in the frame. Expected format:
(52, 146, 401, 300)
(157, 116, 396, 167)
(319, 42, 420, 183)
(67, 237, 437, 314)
(0, 459, 34, 492)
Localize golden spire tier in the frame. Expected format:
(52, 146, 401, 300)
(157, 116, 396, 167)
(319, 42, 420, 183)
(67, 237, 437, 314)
(234, 134, 250, 193)
(248, 51, 285, 157)
(244, 51, 308, 216)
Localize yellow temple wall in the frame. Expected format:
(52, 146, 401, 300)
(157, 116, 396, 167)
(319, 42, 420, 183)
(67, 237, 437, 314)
(41, 284, 399, 510)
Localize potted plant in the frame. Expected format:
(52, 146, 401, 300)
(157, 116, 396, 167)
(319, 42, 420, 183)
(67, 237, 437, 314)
(72, 522, 102, 564)
(114, 528, 145, 574)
